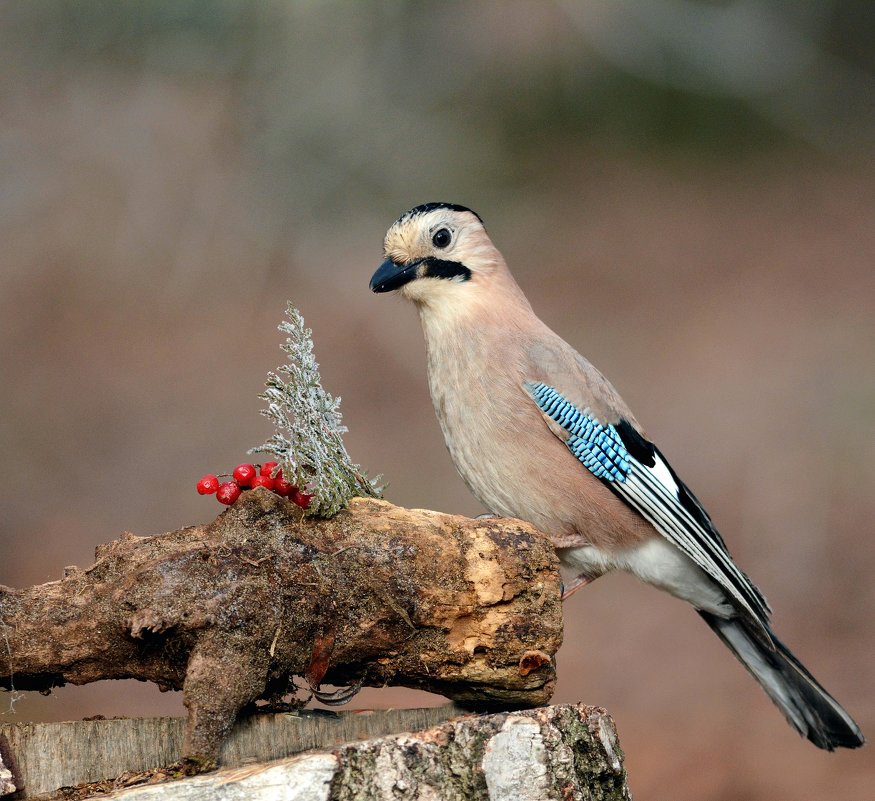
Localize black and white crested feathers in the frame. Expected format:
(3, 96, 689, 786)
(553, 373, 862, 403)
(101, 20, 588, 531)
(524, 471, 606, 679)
(396, 202, 484, 226)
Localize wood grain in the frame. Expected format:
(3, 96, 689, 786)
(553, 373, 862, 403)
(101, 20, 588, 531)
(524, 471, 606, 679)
(1, 706, 474, 798)
(1, 705, 630, 801)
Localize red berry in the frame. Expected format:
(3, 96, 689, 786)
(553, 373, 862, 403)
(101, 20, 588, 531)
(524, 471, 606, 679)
(291, 488, 313, 509)
(216, 481, 242, 505)
(232, 463, 256, 487)
(274, 478, 294, 497)
(260, 461, 280, 478)
(252, 475, 275, 491)
(196, 474, 220, 495)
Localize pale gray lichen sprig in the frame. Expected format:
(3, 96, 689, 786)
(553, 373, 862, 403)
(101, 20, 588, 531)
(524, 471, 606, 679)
(250, 303, 382, 517)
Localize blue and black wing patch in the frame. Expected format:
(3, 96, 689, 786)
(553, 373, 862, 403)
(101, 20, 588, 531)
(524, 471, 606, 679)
(527, 381, 771, 638)
(527, 382, 631, 482)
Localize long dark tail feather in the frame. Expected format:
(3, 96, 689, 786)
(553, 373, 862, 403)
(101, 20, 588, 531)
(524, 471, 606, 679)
(698, 611, 865, 750)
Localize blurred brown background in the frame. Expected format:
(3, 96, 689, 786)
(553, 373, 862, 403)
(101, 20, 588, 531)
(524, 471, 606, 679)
(1, 2, 873, 798)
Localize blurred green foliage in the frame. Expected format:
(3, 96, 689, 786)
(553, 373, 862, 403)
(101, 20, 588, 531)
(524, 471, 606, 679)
(4, 0, 872, 179)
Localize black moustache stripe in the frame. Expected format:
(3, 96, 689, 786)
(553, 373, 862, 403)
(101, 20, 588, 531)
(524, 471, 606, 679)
(420, 258, 472, 282)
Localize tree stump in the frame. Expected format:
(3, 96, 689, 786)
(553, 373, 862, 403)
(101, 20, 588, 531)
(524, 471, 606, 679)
(0, 705, 630, 800)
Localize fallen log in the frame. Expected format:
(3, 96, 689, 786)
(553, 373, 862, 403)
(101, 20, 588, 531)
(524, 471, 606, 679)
(0, 490, 562, 768)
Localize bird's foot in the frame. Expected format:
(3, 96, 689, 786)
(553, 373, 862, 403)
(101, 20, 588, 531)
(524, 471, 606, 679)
(476, 512, 499, 520)
(312, 681, 363, 706)
(561, 575, 596, 601)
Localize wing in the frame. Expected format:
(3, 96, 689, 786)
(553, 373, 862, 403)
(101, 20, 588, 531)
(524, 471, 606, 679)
(526, 381, 772, 639)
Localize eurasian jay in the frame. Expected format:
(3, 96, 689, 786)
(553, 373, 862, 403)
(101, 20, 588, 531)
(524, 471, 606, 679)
(369, 202, 864, 751)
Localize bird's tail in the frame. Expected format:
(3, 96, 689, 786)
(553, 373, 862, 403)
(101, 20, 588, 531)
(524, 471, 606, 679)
(698, 611, 864, 750)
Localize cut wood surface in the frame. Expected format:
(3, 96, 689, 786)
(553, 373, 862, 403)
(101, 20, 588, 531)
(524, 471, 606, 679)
(4, 704, 630, 801)
(0, 705, 474, 798)
(0, 491, 562, 767)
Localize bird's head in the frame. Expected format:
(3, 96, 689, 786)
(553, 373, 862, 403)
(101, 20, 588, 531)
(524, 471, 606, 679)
(370, 203, 505, 306)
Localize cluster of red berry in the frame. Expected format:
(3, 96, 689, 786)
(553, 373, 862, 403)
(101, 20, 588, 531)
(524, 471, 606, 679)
(196, 462, 313, 508)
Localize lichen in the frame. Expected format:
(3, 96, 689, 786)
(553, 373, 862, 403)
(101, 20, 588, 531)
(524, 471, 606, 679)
(249, 303, 382, 517)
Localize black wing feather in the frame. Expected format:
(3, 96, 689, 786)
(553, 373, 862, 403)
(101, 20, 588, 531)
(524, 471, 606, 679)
(613, 420, 772, 633)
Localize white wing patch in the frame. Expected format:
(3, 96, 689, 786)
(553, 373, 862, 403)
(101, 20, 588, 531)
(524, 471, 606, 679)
(648, 452, 677, 495)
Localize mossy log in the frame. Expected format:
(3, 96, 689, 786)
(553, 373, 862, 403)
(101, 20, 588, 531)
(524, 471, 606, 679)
(0, 490, 562, 768)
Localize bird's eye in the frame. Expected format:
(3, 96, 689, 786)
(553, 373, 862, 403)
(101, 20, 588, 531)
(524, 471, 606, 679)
(432, 228, 452, 249)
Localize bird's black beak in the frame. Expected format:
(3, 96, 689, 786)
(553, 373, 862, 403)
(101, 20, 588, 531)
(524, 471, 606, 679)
(369, 258, 421, 293)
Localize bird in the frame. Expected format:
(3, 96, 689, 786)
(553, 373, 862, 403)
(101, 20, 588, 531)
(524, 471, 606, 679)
(369, 201, 864, 751)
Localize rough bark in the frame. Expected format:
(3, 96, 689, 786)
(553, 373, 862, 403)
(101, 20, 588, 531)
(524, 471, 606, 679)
(0, 738, 15, 797)
(0, 490, 562, 767)
(8, 705, 630, 801)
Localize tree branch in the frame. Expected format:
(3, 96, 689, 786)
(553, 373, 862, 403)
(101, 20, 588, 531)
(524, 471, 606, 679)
(0, 490, 562, 767)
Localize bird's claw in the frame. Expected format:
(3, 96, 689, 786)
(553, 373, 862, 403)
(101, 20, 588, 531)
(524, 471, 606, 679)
(312, 680, 363, 706)
(561, 575, 594, 601)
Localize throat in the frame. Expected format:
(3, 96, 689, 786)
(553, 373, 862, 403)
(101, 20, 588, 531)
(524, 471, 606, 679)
(415, 286, 483, 335)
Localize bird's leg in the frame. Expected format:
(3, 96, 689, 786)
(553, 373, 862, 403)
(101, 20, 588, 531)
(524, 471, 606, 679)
(561, 574, 598, 601)
(313, 680, 364, 706)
